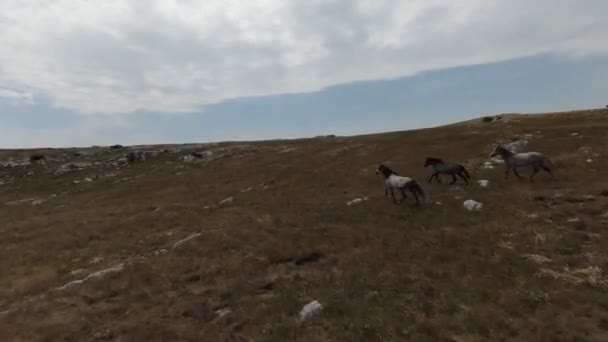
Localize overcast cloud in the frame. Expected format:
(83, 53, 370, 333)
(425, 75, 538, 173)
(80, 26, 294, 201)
(1, 0, 607, 115)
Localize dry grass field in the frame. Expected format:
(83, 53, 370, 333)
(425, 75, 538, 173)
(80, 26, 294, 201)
(1, 108, 608, 341)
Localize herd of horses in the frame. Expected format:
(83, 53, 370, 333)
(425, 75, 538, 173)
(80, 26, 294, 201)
(376, 144, 555, 205)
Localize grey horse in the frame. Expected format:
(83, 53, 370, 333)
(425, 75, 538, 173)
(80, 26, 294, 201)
(490, 145, 555, 180)
(424, 157, 471, 185)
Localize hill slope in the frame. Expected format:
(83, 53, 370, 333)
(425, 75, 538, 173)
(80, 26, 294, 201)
(1, 108, 608, 341)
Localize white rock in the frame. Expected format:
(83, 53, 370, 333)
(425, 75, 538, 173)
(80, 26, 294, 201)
(347, 197, 368, 206)
(215, 308, 232, 319)
(299, 300, 323, 322)
(586, 159, 593, 163)
(55, 264, 125, 291)
(31, 199, 46, 206)
(571, 132, 580, 137)
(477, 180, 490, 188)
(173, 232, 202, 248)
(218, 196, 234, 205)
(435, 202, 443, 205)
(463, 199, 483, 211)
(84, 178, 93, 182)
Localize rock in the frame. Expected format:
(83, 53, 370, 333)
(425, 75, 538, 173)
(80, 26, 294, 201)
(463, 199, 483, 211)
(109, 144, 124, 149)
(84, 178, 93, 183)
(173, 233, 202, 248)
(93, 329, 114, 340)
(477, 180, 490, 188)
(218, 197, 234, 205)
(154, 249, 168, 255)
(54, 162, 92, 175)
(55, 264, 125, 291)
(89, 256, 104, 265)
(587, 159, 593, 163)
(299, 300, 323, 322)
(482, 161, 495, 169)
(191, 151, 213, 159)
(126, 151, 146, 163)
(571, 132, 580, 137)
(215, 307, 232, 319)
(347, 197, 368, 206)
(31, 199, 46, 206)
(241, 187, 254, 193)
(180, 155, 196, 163)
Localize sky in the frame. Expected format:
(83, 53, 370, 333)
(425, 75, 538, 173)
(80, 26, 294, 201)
(1, 1, 607, 148)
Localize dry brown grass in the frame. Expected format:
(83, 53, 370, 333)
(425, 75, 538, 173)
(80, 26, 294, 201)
(1, 108, 608, 341)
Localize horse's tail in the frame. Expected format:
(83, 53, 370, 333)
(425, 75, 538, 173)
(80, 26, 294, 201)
(460, 165, 472, 179)
(411, 180, 426, 199)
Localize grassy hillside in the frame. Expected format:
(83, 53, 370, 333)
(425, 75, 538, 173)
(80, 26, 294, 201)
(1, 108, 608, 341)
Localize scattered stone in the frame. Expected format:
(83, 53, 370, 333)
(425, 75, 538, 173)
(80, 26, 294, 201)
(31, 199, 46, 206)
(173, 233, 202, 248)
(89, 256, 104, 265)
(55, 264, 125, 291)
(347, 197, 368, 206)
(567, 217, 581, 223)
(299, 300, 323, 322)
(84, 178, 93, 183)
(482, 161, 495, 169)
(523, 254, 552, 265)
(477, 180, 490, 188)
(435, 202, 443, 205)
(126, 151, 146, 163)
(463, 199, 483, 211)
(215, 307, 232, 319)
(54, 162, 92, 175)
(154, 249, 168, 256)
(180, 155, 196, 163)
(241, 187, 254, 193)
(93, 329, 114, 340)
(191, 151, 213, 159)
(218, 197, 234, 205)
(527, 213, 540, 219)
(571, 132, 580, 137)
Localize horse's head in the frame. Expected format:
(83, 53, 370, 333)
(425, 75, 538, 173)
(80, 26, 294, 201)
(424, 157, 441, 167)
(490, 145, 502, 157)
(376, 164, 394, 177)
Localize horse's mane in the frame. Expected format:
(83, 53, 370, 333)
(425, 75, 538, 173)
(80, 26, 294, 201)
(379, 164, 398, 175)
(426, 157, 443, 163)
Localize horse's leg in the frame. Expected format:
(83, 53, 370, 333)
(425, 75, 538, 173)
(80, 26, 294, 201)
(400, 188, 407, 203)
(504, 166, 510, 179)
(513, 167, 524, 180)
(450, 173, 457, 184)
(411, 190, 419, 205)
(459, 172, 469, 185)
(530, 165, 539, 181)
(384, 186, 388, 197)
(427, 173, 436, 183)
(390, 188, 397, 204)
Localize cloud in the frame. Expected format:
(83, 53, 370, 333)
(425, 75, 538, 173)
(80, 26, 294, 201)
(0, 0, 607, 115)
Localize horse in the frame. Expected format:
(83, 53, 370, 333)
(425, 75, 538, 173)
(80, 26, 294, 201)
(490, 145, 555, 181)
(375, 164, 426, 205)
(424, 157, 471, 185)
